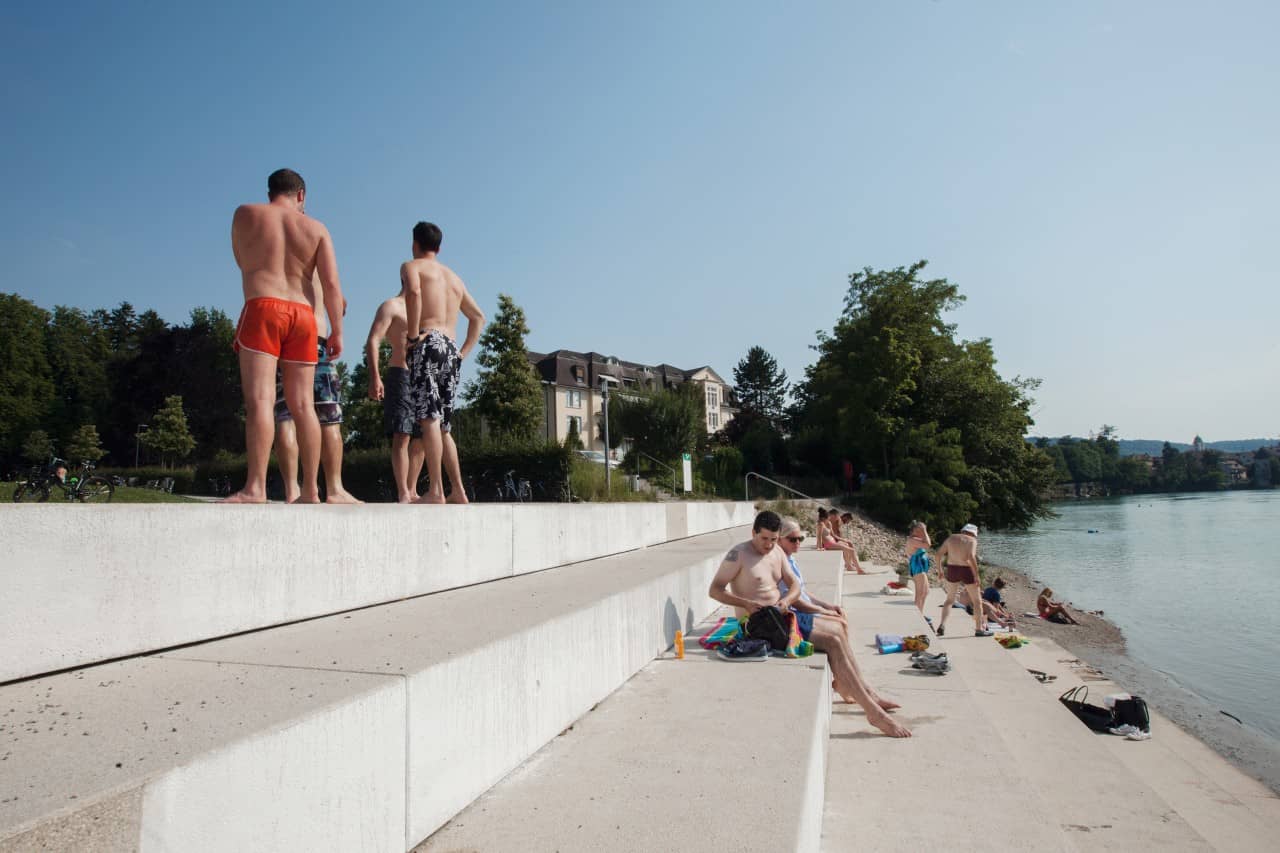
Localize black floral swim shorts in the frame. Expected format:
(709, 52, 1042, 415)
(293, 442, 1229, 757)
(274, 338, 343, 426)
(406, 330, 461, 432)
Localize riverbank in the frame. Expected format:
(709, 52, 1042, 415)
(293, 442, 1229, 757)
(981, 559, 1280, 795)
(795, 500, 1280, 795)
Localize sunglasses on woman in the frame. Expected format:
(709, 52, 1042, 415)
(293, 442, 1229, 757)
(785, 536, 804, 543)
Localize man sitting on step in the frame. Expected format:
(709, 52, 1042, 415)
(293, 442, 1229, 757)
(708, 510, 911, 738)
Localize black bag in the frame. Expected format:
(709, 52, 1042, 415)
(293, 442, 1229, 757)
(1112, 696, 1150, 733)
(743, 606, 791, 651)
(1059, 686, 1115, 732)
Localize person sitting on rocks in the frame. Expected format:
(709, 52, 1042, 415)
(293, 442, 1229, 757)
(1037, 588, 1079, 624)
(817, 508, 865, 574)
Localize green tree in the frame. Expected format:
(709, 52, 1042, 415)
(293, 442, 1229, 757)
(22, 429, 55, 465)
(564, 416, 584, 451)
(65, 424, 106, 463)
(732, 345, 789, 427)
(792, 261, 1052, 529)
(611, 384, 703, 465)
(142, 395, 196, 467)
(345, 341, 392, 449)
(44, 306, 112, 446)
(464, 294, 543, 443)
(0, 294, 54, 457)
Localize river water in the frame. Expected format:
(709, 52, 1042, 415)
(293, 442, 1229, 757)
(982, 489, 1280, 742)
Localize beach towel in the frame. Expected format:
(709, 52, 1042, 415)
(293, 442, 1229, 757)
(698, 616, 740, 650)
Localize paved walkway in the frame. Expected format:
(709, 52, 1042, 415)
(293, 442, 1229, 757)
(823, 561, 1280, 852)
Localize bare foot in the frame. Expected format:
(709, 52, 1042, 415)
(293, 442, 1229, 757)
(325, 489, 363, 504)
(289, 496, 321, 504)
(221, 490, 266, 504)
(446, 491, 469, 504)
(398, 493, 415, 504)
(876, 696, 902, 711)
(414, 493, 446, 505)
(869, 711, 912, 738)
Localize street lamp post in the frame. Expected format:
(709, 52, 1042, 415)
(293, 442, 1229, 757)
(135, 424, 148, 468)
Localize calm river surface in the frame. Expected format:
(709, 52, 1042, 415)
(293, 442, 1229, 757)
(982, 489, 1280, 742)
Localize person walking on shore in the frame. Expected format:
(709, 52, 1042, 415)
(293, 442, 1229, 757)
(903, 520, 933, 629)
(366, 283, 426, 502)
(935, 523, 991, 637)
(402, 222, 484, 504)
(226, 168, 344, 504)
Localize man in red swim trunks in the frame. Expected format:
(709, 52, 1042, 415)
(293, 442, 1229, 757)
(934, 523, 991, 637)
(226, 168, 345, 503)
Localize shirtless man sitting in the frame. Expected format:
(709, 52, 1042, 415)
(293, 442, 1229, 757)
(708, 511, 911, 738)
(402, 221, 484, 504)
(934, 523, 992, 637)
(273, 274, 359, 504)
(227, 168, 344, 504)
(366, 283, 427, 502)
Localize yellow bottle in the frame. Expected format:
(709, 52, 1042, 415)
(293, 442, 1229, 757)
(674, 630, 684, 659)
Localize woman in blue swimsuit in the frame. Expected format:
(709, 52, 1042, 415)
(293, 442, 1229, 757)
(903, 521, 933, 629)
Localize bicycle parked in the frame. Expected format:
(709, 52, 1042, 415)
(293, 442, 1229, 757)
(13, 457, 114, 503)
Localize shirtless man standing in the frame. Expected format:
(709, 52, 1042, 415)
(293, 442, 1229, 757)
(708, 511, 911, 738)
(402, 221, 484, 504)
(366, 283, 427, 502)
(273, 273, 359, 504)
(227, 169, 344, 504)
(935, 523, 991, 637)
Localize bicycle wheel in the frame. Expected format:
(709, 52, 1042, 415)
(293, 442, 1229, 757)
(76, 476, 114, 503)
(14, 481, 50, 502)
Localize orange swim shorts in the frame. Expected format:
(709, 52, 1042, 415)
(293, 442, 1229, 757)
(233, 297, 318, 364)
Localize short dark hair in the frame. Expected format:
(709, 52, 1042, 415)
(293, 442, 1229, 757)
(413, 221, 443, 253)
(753, 510, 782, 533)
(267, 168, 305, 199)
(993, 578, 1006, 589)
(840, 512, 852, 521)
(817, 508, 828, 519)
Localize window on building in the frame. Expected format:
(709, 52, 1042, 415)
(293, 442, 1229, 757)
(706, 387, 719, 409)
(571, 365, 585, 384)
(567, 415, 583, 436)
(709, 411, 720, 429)
(565, 389, 582, 409)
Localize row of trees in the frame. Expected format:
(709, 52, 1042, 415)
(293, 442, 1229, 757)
(1040, 429, 1279, 492)
(1, 294, 229, 469)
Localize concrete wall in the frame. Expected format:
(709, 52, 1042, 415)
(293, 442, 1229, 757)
(0, 502, 755, 683)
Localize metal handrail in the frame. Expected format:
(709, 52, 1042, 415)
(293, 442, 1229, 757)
(637, 452, 677, 476)
(744, 472, 817, 502)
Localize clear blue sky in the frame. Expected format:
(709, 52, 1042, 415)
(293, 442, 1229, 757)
(3, 1, 1277, 443)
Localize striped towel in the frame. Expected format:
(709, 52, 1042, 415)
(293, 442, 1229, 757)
(698, 616, 740, 650)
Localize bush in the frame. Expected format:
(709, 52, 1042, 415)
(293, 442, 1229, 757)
(569, 457, 657, 502)
(339, 443, 574, 503)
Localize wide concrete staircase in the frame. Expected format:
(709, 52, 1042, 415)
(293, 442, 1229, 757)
(3, 503, 1278, 851)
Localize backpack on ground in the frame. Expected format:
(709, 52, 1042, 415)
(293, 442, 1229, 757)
(1112, 696, 1150, 733)
(1059, 686, 1115, 732)
(743, 606, 792, 652)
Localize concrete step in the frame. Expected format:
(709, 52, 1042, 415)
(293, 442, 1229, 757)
(821, 567, 1231, 852)
(1, 502, 755, 682)
(0, 525, 747, 852)
(418, 551, 848, 853)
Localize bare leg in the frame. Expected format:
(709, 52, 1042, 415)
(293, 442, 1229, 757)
(409, 437, 426, 500)
(274, 419, 300, 504)
(224, 351, 276, 503)
(320, 424, 360, 503)
(912, 572, 929, 616)
(390, 433, 413, 503)
(442, 431, 468, 503)
(818, 617, 899, 711)
(414, 418, 445, 504)
(967, 583, 987, 632)
(811, 621, 910, 737)
(281, 362, 321, 503)
(937, 581, 958, 635)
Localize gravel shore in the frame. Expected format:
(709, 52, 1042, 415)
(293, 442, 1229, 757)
(779, 499, 1280, 794)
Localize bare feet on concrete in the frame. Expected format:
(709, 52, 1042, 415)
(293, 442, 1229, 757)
(325, 489, 363, 504)
(446, 491, 469, 504)
(221, 490, 266, 504)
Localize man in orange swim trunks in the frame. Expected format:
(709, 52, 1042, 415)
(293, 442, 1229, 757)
(226, 168, 345, 503)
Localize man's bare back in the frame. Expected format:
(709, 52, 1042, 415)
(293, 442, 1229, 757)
(370, 295, 411, 370)
(937, 532, 977, 569)
(403, 257, 482, 359)
(232, 201, 343, 355)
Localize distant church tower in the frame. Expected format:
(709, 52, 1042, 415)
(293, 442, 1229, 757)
(1193, 435, 1205, 453)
